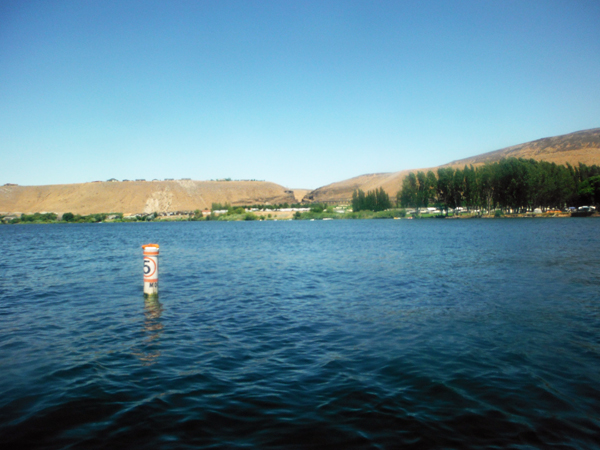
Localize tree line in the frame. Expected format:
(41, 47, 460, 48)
(352, 187, 392, 212)
(398, 158, 600, 213)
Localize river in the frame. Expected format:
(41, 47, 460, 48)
(1, 219, 599, 449)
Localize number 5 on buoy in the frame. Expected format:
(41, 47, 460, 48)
(142, 244, 159, 297)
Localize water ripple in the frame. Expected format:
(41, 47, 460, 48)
(1, 220, 599, 448)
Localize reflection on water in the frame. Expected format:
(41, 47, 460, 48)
(134, 297, 164, 365)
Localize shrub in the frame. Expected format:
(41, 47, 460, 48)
(211, 202, 230, 211)
(19, 212, 58, 222)
(373, 210, 396, 219)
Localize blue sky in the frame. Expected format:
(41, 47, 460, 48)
(1, 0, 599, 189)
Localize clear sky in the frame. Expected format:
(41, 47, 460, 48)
(1, 0, 599, 189)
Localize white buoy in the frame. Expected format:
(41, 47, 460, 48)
(142, 244, 159, 297)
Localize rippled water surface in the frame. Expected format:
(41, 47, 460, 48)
(1, 219, 599, 449)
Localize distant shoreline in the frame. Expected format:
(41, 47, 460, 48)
(2, 210, 598, 225)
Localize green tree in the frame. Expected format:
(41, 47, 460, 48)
(352, 189, 366, 212)
(398, 173, 418, 208)
(375, 187, 392, 211)
(578, 175, 600, 206)
(476, 165, 494, 214)
(353, 188, 390, 212)
(436, 167, 454, 214)
(426, 171, 438, 206)
(463, 165, 478, 211)
(451, 168, 464, 210)
(211, 202, 230, 211)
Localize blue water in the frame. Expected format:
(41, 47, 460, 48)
(1, 219, 599, 449)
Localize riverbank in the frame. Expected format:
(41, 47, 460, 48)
(4, 209, 598, 224)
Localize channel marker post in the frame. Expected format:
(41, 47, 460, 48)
(143, 244, 159, 297)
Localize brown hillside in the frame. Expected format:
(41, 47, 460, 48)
(446, 127, 600, 167)
(291, 189, 311, 203)
(305, 128, 600, 203)
(0, 180, 296, 215)
(304, 172, 409, 204)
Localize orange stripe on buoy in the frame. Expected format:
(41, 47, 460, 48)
(143, 243, 159, 297)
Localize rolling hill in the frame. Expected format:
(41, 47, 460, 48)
(3, 128, 599, 214)
(0, 180, 297, 215)
(304, 128, 600, 203)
